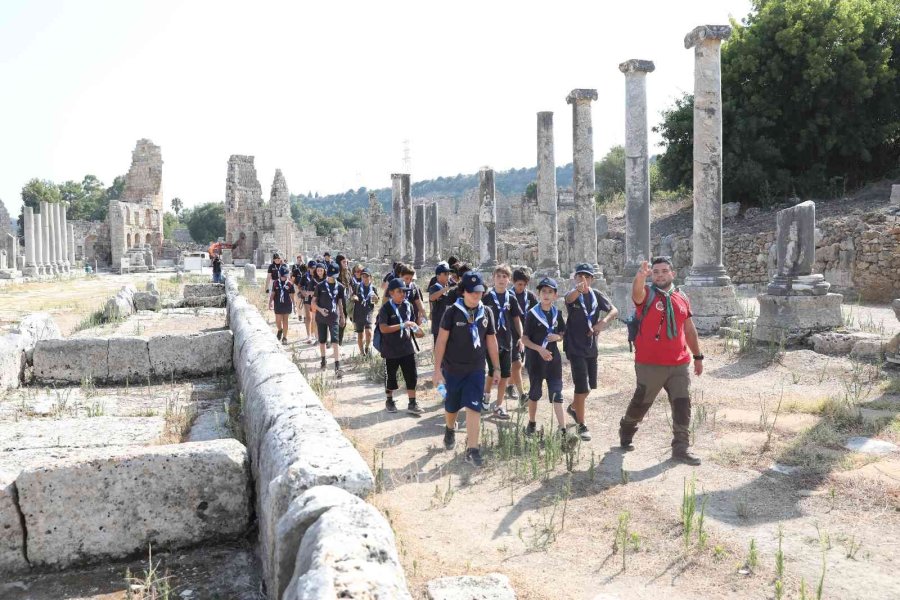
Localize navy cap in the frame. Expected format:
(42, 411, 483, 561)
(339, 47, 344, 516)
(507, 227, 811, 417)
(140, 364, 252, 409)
(435, 263, 451, 275)
(574, 263, 595, 277)
(326, 261, 340, 277)
(361, 268, 372, 276)
(461, 272, 486, 293)
(536, 277, 558, 291)
(387, 278, 408, 292)
(278, 265, 289, 277)
(307, 260, 317, 268)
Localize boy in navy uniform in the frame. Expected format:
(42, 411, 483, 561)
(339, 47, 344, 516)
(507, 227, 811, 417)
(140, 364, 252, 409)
(509, 268, 538, 405)
(351, 268, 378, 356)
(269, 265, 296, 344)
(312, 261, 346, 378)
(427, 263, 455, 342)
(481, 264, 523, 420)
(522, 277, 567, 436)
(433, 272, 501, 467)
(377, 278, 425, 415)
(563, 263, 618, 441)
(398, 264, 427, 328)
(265, 253, 283, 295)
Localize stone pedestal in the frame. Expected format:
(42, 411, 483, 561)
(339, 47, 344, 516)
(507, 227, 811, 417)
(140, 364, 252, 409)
(566, 89, 600, 271)
(681, 284, 742, 334)
(243, 263, 257, 286)
(478, 167, 497, 270)
(753, 293, 844, 344)
(535, 111, 559, 277)
(222, 248, 233, 264)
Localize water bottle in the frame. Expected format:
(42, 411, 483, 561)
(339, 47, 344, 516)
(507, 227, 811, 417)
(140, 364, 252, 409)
(436, 383, 447, 399)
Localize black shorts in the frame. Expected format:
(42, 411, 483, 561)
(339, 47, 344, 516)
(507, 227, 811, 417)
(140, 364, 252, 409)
(568, 354, 598, 394)
(526, 350, 563, 401)
(487, 348, 512, 379)
(384, 354, 417, 392)
(511, 339, 524, 364)
(317, 321, 339, 344)
(273, 303, 293, 315)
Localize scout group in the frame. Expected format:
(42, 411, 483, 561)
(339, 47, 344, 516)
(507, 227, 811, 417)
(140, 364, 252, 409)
(264, 252, 705, 468)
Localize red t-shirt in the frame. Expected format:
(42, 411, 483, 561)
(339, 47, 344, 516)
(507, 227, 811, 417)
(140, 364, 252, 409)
(634, 288, 693, 366)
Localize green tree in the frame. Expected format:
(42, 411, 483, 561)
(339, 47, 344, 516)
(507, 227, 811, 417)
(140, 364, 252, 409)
(21, 178, 60, 209)
(184, 202, 225, 244)
(524, 181, 537, 200)
(653, 94, 695, 192)
(595, 145, 626, 202)
(163, 211, 179, 239)
(105, 175, 125, 201)
(655, 0, 900, 204)
(170, 197, 183, 217)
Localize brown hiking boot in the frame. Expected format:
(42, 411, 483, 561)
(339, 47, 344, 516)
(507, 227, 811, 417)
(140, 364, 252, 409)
(672, 448, 701, 466)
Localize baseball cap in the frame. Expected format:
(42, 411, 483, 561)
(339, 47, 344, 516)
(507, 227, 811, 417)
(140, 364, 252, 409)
(278, 265, 289, 277)
(536, 277, 558, 291)
(326, 262, 340, 277)
(461, 272, 486, 293)
(387, 278, 408, 292)
(574, 263, 595, 277)
(435, 263, 451, 275)
(361, 267, 372, 276)
(307, 260, 317, 268)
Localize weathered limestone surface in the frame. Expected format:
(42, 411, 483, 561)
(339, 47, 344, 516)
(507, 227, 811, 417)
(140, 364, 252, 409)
(148, 330, 233, 378)
(283, 500, 411, 600)
(172, 295, 227, 308)
(17, 439, 250, 569)
(767, 201, 829, 296)
(23, 206, 36, 276)
(104, 284, 137, 320)
(810, 331, 884, 356)
(478, 167, 498, 270)
(0, 335, 25, 390)
(888, 298, 900, 364)
(244, 263, 257, 286)
(426, 574, 517, 600)
(9, 312, 61, 363)
(33, 338, 109, 383)
(426, 202, 440, 263)
(107, 337, 152, 382)
(566, 89, 599, 270)
(891, 184, 900, 207)
(391, 174, 406, 261)
(0, 469, 28, 574)
(535, 111, 559, 277)
(132, 290, 161, 311)
(414, 203, 426, 269)
(400, 174, 413, 263)
(184, 283, 226, 298)
(754, 293, 844, 343)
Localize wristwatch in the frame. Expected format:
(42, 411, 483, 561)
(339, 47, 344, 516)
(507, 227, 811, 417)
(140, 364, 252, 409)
(693, 354, 704, 361)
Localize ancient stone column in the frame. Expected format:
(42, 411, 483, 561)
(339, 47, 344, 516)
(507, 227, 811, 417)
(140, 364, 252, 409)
(413, 203, 426, 269)
(67, 223, 76, 266)
(478, 167, 498, 270)
(60, 202, 70, 271)
(34, 211, 43, 275)
(536, 111, 559, 277)
(50, 201, 60, 274)
(426, 202, 440, 263)
(400, 174, 412, 263)
(390, 174, 405, 260)
(620, 59, 654, 276)
(40, 201, 54, 274)
(681, 25, 741, 332)
(566, 89, 600, 273)
(23, 206, 37, 277)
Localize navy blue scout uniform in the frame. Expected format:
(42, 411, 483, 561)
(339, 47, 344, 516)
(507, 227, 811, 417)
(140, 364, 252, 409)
(314, 269, 345, 344)
(525, 278, 567, 401)
(439, 274, 496, 414)
(564, 265, 613, 394)
(272, 269, 296, 315)
(353, 276, 378, 332)
(377, 281, 418, 394)
(428, 265, 454, 339)
(512, 287, 538, 363)
(482, 286, 524, 379)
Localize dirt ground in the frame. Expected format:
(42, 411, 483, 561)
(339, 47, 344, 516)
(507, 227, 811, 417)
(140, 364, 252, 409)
(258, 286, 900, 600)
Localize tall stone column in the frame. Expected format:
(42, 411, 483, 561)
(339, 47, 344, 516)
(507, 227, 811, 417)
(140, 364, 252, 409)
(681, 25, 740, 332)
(478, 167, 497, 271)
(413, 203, 426, 269)
(400, 174, 413, 263)
(566, 89, 600, 274)
(67, 223, 76, 267)
(23, 206, 37, 277)
(536, 111, 559, 277)
(390, 174, 405, 260)
(34, 211, 44, 275)
(426, 202, 440, 263)
(50, 201, 60, 274)
(611, 60, 655, 314)
(60, 202, 70, 271)
(40, 202, 54, 274)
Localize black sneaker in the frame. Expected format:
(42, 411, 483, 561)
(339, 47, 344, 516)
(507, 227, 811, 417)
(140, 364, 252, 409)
(519, 393, 529, 408)
(320, 357, 327, 370)
(406, 401, 424, 416)
(276, 329, 283, 341)
(672, 448, 702, 466)
(620, 441, 635, 452)
(566, 404, 578, 423)
(464, 447, 484, 467)
(443, 426, 455, 450)
(385, 398, 397, 413)
(480, 396, 491, 414)
(577, 423, 592, 441)
(524, 422, 537, 437)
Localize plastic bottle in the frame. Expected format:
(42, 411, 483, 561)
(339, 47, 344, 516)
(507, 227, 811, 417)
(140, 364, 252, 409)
(436, 382, 447, 399)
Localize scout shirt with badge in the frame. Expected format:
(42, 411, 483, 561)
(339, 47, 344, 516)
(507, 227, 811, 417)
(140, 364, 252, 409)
(313, 278, 345, 325)
(428, 281, 453, 337)
(439, 298, 496, 375)
(634, 286, 693, 366)
(352, 279, 379, 324)
(376, 298, 416, 359)
(524, 301, 567, 373)
(564, 287, 613, 358)
(271, 277, 296, 314)
(481, 287, 524, 351)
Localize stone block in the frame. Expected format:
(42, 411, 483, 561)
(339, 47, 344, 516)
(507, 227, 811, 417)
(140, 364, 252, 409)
(33, 338, 108, 384)
(851, 339, 885, 361)
(892, 298, 900, 322)
(133, 291, 161, 311)
(184, 283, 226, 298)
(273, 486, 364, 600)
(810, 331, 882, 356)
(283, 501, 411, 600)
(9, 312, 61, 363)
(148, 330, 232, 378)
(104, 285, 137, 320)
(679, 285, 741, 334)
(0, 334, 25, 390)
(107, 337, 151, 382)
(891, 184, 900, 207)
(753, 293, 843, 344)
(16, 439, 251, 569)
(0, 469, 28, 574)
(243, 263, 257, 285)
(174, 295, 226, 308)
(722, 202, 741, 219)
(426, 574, 517, 600)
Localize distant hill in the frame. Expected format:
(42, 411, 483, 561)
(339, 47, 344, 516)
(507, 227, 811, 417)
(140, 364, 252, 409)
(298, 163, 575, 215)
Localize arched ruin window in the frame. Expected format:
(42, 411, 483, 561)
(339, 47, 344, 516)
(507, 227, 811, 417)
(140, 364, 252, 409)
(126, 233, 132, 248)
(145, 233, 152, 246)
(146, 209, 152, 226)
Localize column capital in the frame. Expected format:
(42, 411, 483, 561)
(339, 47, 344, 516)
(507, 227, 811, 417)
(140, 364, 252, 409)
(619, 59, 655, 74)
(566, 89, 598, 104)
(684, 25, 732, 49)
(390, 173, 410, 180)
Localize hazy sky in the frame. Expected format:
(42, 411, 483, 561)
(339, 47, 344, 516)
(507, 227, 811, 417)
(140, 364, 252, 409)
(0, 0, 753, 214)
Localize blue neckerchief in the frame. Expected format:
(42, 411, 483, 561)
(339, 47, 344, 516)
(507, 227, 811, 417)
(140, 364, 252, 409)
(489, 288, 511, 330)
(389, 299, 412, 338)
(515, 290, 530, 315)
(358, 283, 375, 306)
(276, 279, 290, 304)
(325, 280, 338, 308)
(453, 298, 485, 349)
(530, 304, 558, 348)
(405, 282, 417, 302)
(578, 289, 599, 326)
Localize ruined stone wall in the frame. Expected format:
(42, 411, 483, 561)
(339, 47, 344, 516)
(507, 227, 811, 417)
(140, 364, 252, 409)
(121, 139, 164, 212)
(71, 220, 110, 265)
(108, 200, 163, 266)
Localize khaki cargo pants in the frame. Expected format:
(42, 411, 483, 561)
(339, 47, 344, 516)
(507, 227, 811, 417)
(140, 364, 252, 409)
(619, 362, 691, 451)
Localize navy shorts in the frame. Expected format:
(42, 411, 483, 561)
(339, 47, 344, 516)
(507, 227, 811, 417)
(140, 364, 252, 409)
(487, 348, 512, 378)
(568, 354, 598, 394)
(317, 321, 340, 344)
(442, 369, 486, 414)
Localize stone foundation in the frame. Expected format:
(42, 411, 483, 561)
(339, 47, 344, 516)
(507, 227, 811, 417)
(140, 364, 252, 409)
(679, 284, 741, 334)
(753, 293, 843, 344)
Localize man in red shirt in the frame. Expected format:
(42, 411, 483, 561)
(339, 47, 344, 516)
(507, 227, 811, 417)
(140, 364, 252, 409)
(618, 257, 705, 465)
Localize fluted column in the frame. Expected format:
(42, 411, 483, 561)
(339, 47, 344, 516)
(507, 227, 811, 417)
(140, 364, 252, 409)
(40, 202, 53, 274)
(536, 111, 559, 277)
(60, 202, 70, 271)
(566, 88, 600, 273)
(23, 206, 37, 276)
